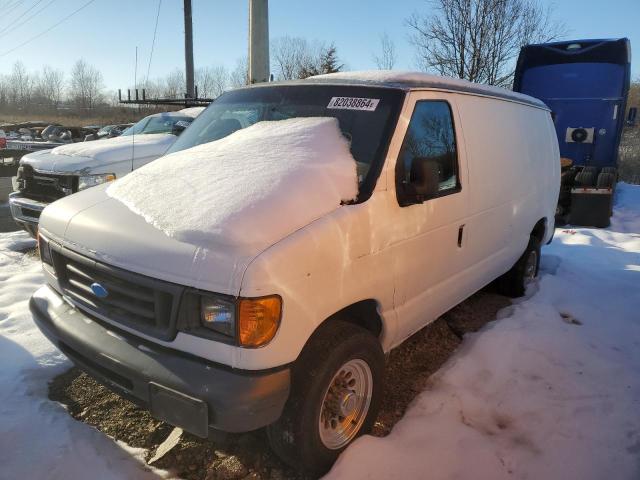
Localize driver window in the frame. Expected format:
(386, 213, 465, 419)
(397, 100, 459, 201)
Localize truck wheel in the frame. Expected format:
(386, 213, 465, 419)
(267, 321, 384, 476)
(596, 172, 615, 189)
(574, 171, 595, 187)
(498, 236, 541, 297)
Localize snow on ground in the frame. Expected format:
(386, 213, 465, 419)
(0, 184, 638, 479)
(107, 117, 358, 251)
(327, 183, 640, 479)
(0, 232, 170, 480)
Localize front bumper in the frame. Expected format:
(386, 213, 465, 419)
(9, 191, 47, 236)
(30, 285, 291, 436)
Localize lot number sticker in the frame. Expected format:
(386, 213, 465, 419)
(327, 97, 380, 111)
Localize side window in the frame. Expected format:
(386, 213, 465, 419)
(396, 100, 459, 205)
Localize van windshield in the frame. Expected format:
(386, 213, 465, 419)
(167, 85, 404, 189)
(121, 115, 193, 136)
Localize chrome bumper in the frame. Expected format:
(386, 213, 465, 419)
(8, 192, 48, 235)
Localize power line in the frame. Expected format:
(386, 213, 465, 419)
(2, 0, 25, 16)
(0, 0, 45, 37)
(0, 0, 56, 40)
(0, 0, 26, 25)
(0, 0, 96, 57)
(145, 0, 162, 86)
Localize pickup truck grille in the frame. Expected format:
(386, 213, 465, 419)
(16, 164, 76, 202)
(52, 248, 184, 341)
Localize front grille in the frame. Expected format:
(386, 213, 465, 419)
(17, 165, 76, 202)
(52, 247, 184, 341)
(20, 206, 42, 219)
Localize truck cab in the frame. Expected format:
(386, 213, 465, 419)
(513, 38, 631, 226)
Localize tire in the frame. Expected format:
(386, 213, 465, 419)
(498, 236, 541, 297)
(560, 168, 578, 186)
(267, 321, 384, 476)
(583, 166, 598, 174)
(596, 172, 615, 189)
(574, 170, 595, 187)
(601, 166, 617, 175)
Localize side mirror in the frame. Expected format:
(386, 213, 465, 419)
(627, 107, 637, 126)
(406, 156, 440, 202)
(172, 120, 191, 136)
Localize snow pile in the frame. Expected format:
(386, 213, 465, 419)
(610, 182, 640, 234)
(107, 117, 358, 251)
(310, 70, 546, 108)
(50, 133, 175, 161)
(0, 232, 168, 479)
(326, 183, 640, 479)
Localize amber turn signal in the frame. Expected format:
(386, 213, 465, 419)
(238, 295, 282, 348)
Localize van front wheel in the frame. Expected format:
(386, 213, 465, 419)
(499, 236, 541, 297)
(267, 321, 384, 475)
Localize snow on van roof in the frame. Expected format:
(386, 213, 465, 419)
(107, 117, 358, 251)
(306, 70, 548, 109)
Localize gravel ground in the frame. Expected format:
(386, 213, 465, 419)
(48, 289, 510, 480)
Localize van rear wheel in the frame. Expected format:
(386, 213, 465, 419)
(267, 321, 384, 476)
(498, 236, 541, 297)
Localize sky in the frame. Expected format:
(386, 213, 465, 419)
(0, 0, 638, 92)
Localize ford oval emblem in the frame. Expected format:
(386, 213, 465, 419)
(90, 282, 109, 298)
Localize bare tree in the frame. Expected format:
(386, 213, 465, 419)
(373, 33, 398, 70)
(271, 36, 343, 80)
(298, 43, 343, 78)
(196, 65, 229, 98)
(272, 36, 316, 80)
(229, 57, 249, 89)
(69, 59, 104, 109)
(407, 0, 565, 86)
(7, 61, 33, 108)
(162, 68, 185, 98)
(37, 66, 64, 108)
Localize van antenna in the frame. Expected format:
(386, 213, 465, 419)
(132, 46, 137, 172)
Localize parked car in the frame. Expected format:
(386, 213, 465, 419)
(1, 124, 99, 159)
(9, 108, 203, 236)
(29, 72, 559, 475)
(85, 123, 135, 141)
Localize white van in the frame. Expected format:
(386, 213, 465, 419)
(30, 72, 559, 475)
(9, 108, 203, 236)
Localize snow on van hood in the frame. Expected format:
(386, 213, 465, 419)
(107, 117, 358, 252)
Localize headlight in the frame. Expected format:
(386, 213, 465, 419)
(78, 173, 115, 191)
(181, 292, 282, 347)
(37, 233, 53, 266)
(238, 295, 281, 348)
(200, 295, 235, 336)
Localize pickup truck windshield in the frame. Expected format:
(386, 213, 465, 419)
(121, 115, 193, 136)
(167, 85, 404, 189)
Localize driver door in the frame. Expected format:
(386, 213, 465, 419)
(388, 92, 471, 344)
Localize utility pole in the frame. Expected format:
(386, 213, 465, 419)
(248, 0, 269, 84)
(184, 0, 195, 98)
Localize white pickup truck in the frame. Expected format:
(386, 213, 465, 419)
(31, 72, 559, 475)
(9, 108, 203, 236)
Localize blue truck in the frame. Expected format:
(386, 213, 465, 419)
(513, 38, 634, 227)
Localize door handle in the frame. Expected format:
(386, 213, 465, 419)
(458, 224, 465, 248)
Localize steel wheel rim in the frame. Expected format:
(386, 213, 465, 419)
(524, 250, 538, 284)
(318, 358, 373, 450)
